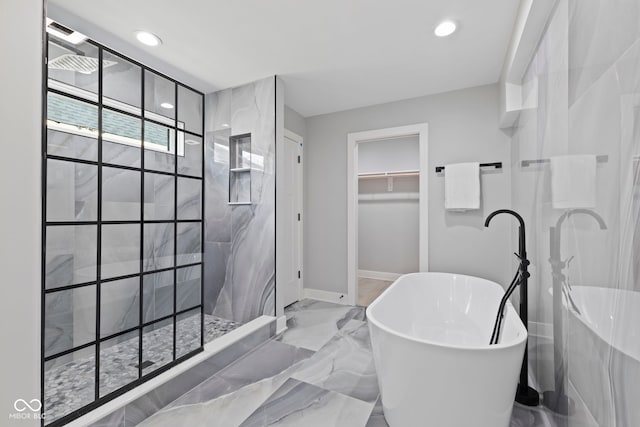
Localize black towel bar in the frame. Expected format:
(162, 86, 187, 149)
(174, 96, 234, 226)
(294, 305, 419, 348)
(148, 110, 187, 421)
(435, 162, 502, 173)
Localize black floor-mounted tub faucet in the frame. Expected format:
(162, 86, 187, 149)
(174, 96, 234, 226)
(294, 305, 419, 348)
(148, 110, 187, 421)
(485, 209, 540, 407)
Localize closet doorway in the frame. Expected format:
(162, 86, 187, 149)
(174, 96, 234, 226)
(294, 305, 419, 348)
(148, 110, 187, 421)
(347, 124, 429, 306)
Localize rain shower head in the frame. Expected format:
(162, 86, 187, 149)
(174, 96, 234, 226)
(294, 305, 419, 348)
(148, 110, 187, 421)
(48, 54, 116, 75)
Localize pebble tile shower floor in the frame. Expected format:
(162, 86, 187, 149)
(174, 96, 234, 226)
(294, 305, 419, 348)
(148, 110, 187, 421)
(44, 315, 240, 424)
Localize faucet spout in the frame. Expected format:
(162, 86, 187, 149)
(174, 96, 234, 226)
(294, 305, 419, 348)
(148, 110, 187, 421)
(485, 209, 527, 258)
(485, 209, 525, 228)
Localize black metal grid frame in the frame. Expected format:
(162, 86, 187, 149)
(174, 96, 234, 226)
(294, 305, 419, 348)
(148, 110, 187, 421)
(41, 33, 205, 427)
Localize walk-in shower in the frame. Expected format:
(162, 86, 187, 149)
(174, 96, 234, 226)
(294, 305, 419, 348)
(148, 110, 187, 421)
(41, 23, 223, 425)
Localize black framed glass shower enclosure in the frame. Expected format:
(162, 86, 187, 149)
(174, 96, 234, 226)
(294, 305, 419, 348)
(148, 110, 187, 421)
(42, 28, 204, 426)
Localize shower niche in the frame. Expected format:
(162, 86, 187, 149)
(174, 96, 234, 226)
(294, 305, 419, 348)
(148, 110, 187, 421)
(229, 133, 252, 204)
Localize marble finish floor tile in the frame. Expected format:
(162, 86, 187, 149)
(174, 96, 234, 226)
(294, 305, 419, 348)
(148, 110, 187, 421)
(139, 341, 314, 427)
(138, 367, 296, 427)
(89, 298, 560, 427)
(239, 378, 374, 427)
(357, 278, 392, 307)
(165, 340, 313, 409)
(278, 299, 366, 351)
(292, 319, 379, 403)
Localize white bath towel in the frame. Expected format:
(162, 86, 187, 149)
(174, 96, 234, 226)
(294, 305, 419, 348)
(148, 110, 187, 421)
(550, 155, 597, 209)
(444, 162, 480, 211)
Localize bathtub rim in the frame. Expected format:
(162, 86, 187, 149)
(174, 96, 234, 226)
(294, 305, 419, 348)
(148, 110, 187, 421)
(366, 272, 528, 351)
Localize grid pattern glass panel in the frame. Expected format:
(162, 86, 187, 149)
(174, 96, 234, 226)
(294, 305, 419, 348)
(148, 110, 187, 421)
(144, 173, 174, 220)
(176, 265, 201, 311)
(176, 308, 202, 358)
(44, 285, 96, 358)
(102, 167, 141, 221)
(177, 177, 202, 220)
(43, 31, 204, 426)
(46, 128, 98, 162)
(45, 225, 97, 289)
(143, 270, 174, 323)
(144, 120, 175, 173)
(142, 317, 174, 375)
(46, 159, 98, 222)
(144, 70, 175, 122)
(178, 85, 203, 135)
(178, 133, 202, 177)
(100, 277, 140, 337)
(102, 51, 141, 113)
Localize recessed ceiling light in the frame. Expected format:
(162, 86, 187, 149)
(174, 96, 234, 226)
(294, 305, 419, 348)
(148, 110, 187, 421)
(135, 31, 162, 47)
(222, 123, 230, 128)
(435, 20, 457, 37)
(160, 102, 174, 109)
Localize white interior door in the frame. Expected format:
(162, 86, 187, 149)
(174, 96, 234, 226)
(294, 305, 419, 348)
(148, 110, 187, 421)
(282, 131, 303, 306)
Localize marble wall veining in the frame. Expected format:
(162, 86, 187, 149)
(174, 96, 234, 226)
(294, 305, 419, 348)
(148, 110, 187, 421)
(204, 76, 276, 323)
(511, 0, 640, 425)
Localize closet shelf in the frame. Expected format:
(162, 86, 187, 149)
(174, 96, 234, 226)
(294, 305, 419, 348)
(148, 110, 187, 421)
(358, 170, 419, 179)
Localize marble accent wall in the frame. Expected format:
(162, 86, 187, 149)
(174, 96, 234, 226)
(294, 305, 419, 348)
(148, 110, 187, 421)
(510, 1, 640, 425)
(204, 76, 276, 323)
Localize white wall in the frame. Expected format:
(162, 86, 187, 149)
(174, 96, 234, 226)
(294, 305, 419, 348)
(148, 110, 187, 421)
(0, 0, 42, 425)
(284, 105, 306, 141)
(305, 84, 513, 294)
(358, 192, 419, 274)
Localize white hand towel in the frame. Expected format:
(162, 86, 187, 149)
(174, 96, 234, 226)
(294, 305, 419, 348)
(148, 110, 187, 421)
(550, 155, 597, 209)
(444, 162, 480, 211)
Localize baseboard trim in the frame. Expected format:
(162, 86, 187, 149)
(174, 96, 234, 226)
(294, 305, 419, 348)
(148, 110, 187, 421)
(358, 269, 403, 281)
(302, 288, 349, 305)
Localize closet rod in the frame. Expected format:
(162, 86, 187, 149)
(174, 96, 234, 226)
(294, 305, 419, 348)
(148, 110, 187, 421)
(358, 170, 420, 179)
(435, 162, 502, 173)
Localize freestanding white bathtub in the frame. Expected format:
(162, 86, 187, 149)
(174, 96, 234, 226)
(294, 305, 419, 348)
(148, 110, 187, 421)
(367, 272, 527, 427)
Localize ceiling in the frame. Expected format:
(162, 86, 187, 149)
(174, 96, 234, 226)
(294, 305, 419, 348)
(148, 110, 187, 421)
(47, 0, 520, 117)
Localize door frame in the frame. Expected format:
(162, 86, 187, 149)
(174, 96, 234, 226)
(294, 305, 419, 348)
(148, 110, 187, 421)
(347, 123, 429, 306)
(283, 129, 304, 303)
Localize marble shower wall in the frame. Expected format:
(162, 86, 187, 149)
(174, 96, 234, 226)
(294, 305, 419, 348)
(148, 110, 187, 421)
(204, 76, 276, 323)
(510, 0, 640, 425)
